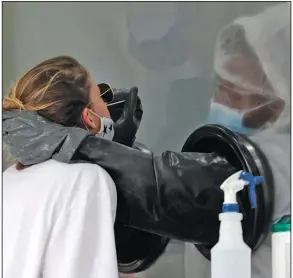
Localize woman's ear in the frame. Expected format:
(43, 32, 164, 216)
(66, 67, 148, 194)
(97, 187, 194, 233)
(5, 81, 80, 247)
(82, 107, 96, 130)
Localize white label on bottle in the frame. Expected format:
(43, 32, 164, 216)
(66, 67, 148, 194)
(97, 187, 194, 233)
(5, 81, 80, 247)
(286, 243, 291, 278)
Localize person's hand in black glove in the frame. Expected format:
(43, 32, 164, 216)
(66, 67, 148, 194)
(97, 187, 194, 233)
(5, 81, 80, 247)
(97, 84, 143, 147)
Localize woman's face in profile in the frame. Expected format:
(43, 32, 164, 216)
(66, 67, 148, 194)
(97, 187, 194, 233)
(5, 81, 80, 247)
(81, 81, 112, 132)
(90, 84, 111, 117)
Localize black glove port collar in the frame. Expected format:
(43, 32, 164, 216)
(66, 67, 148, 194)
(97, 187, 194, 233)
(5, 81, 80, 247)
(182, 124, 274, 260)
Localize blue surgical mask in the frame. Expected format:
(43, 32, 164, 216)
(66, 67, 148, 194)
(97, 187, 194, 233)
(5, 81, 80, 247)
(206, 102, 254, 135)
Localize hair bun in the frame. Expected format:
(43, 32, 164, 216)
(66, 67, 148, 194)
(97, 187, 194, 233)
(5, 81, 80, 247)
(3, 96, 25, 111)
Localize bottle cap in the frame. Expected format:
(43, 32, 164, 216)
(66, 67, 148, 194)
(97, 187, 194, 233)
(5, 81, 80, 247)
(272, 215, 291, 233)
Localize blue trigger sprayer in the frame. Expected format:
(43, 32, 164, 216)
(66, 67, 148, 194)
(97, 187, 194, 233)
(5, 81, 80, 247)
(211, 170, 264, 278)
(239, 171, 264, 209)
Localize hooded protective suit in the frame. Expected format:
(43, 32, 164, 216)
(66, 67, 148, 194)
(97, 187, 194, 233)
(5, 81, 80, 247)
(185, 3, 290, 278)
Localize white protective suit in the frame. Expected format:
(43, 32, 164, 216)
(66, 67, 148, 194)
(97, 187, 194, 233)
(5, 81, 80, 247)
(184, 3, 291, 278)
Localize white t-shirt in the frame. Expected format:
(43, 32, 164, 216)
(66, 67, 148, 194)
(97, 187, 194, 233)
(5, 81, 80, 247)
(3, 159, 119, 278)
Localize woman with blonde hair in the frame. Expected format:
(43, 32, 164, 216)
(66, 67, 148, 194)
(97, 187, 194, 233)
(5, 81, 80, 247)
(3, 56, 120, 278)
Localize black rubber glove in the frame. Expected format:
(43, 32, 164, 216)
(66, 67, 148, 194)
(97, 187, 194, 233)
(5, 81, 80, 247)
(97, 84, 143, 147)
(109, 87, 143, 147)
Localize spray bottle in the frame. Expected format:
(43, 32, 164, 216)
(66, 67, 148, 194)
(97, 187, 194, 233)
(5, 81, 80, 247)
(211, 170, 264, 278)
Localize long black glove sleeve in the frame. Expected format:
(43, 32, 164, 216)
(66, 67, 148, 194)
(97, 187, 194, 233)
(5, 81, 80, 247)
(76, 136, 237, 245)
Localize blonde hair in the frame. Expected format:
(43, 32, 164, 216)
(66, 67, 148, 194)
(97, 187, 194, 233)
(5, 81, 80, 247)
(3, 55, 92, 126)
(3, 56, 92, 170)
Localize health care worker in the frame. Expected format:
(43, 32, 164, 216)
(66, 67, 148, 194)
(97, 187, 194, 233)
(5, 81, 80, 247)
(184, 4, 290, 278)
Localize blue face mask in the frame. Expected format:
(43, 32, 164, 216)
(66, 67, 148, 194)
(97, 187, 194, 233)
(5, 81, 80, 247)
(206, 102, 255, 135)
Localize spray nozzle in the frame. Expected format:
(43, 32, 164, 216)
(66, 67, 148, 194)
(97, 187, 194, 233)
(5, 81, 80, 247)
(220, 170, 264, 212)
(239, 171, 264, 209)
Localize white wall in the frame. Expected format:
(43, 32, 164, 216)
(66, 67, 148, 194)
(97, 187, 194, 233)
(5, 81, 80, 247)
(3, 3, 16, 97)
(3, 2, 274, 154)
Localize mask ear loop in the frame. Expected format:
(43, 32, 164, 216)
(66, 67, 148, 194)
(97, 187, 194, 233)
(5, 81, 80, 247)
(88, 109, 102, 119)
(80, 106, 102, 133)
(80, 114, 90, 132)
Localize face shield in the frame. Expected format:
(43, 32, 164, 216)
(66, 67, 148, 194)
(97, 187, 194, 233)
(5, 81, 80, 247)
(208, 3, 290, 134)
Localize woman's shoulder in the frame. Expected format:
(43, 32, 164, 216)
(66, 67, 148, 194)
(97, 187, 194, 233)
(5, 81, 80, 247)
(4, 159, 116, 203)
(50, 159, 110, 176)
(5, 159, 110, 179)
(47, 159, 116, 190)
